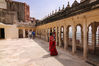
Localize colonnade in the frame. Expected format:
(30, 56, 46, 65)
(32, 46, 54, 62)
(18, 28, 35, 38)
(36, 22, 99, 60)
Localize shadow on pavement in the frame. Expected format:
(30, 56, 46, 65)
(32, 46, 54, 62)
(42, 54, 50, 58)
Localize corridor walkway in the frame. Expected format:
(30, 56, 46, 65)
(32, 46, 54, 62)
(0, 38, 92, 66)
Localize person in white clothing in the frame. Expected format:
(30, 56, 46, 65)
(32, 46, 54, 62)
(28, 30, 32, 39)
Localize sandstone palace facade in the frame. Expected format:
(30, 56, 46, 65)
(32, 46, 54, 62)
(0, 0, 34, 39)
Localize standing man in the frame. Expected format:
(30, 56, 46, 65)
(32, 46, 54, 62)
(32, 31, 35, 39)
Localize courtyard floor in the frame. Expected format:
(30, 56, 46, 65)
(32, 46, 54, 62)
(0, 38, 92, 66)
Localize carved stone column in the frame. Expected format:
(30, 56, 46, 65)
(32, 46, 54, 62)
(40, 30, 41, 38)
(56, 27, 58, 45)
(46, 29, 48, 41)
(83, 24, 88, 59)
(49, 28, 51, 38)
(81, 29, 83, 48)
(72, 26, 76, 54)
(64, 26, 68, 50)
(23, 29, 25, 38)
(35, 29, 38, 37)
(59, 26, 61, 47)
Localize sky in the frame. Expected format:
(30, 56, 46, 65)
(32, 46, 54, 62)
(14, 0, 80, 20)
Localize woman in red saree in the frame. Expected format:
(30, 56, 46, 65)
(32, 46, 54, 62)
(49, 32, 58, 56)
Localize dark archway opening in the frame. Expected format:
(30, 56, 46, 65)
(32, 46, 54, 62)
(53, 27, 56, 41)
(25, 29, 28, 38)
(57, 27, 59, 46)
(75, 25, 83, 57)
(87, 23, 99, 65)
(67, 26, 72, 52)
(95, 26, 99, 55)
(50, 28, 52, 33)
(47, 28, 50, 42)
(0, 28, 5, 39)
(61, 26, 64, 48)
(19, 29, 23, 38)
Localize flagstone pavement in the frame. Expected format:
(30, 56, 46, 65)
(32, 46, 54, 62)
(0, 38, 92, 66)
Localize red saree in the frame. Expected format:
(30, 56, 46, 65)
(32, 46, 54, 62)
(49, 36, 58, 56)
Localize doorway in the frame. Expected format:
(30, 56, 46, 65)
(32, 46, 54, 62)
(0, 28, 5, 39)
(19, 29, 23, 38)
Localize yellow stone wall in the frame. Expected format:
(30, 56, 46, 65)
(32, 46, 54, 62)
(5, 25, 18, 39)
(0, 24, 35, 39)
(0, 24, 18, 39)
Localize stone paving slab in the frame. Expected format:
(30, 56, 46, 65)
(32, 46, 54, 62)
(0, 38, 92, 66)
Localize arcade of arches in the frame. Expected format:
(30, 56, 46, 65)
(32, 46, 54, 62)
(18, 27, 35, 38)
(35, 9, 99, 63)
